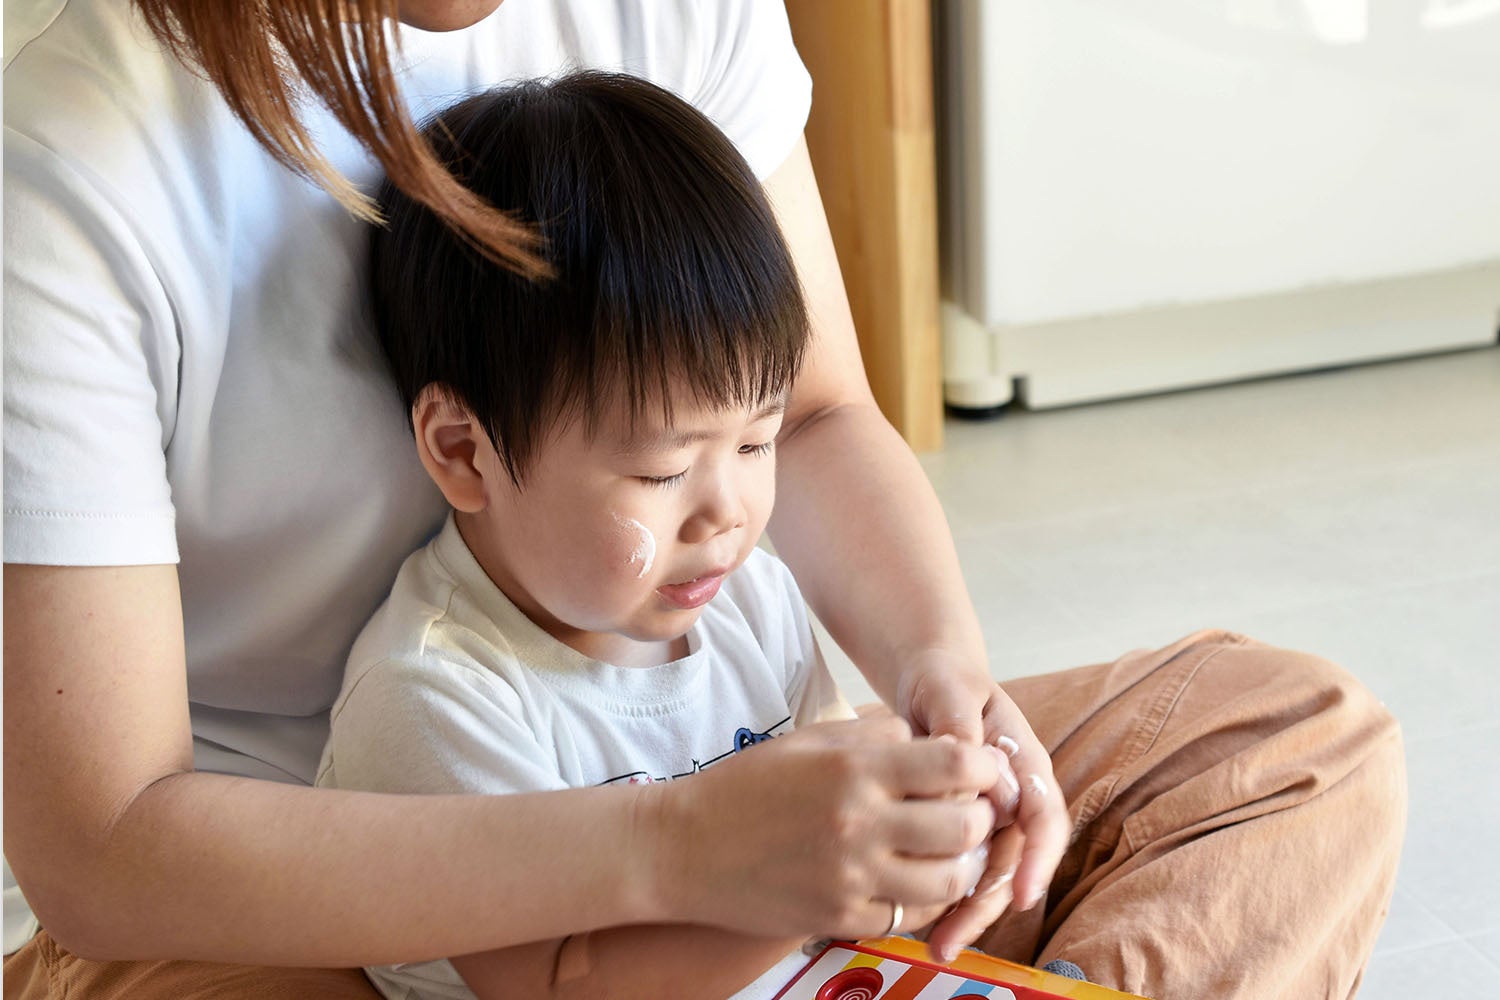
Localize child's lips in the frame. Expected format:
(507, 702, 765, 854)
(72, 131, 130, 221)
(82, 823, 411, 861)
(656, 571, 726, 610)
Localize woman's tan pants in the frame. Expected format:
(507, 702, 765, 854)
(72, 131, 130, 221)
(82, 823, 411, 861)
(4, 630, 1405, 999)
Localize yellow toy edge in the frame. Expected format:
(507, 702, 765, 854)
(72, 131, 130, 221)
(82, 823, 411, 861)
(855, 936, 1151, 1000)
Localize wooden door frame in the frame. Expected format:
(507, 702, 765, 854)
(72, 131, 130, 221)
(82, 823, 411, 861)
(786, 0, 944, 452)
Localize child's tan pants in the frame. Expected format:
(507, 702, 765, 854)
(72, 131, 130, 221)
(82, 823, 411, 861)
(4, 630, 1404, 1000)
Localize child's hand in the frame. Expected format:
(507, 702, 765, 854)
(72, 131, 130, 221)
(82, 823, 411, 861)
(923, 808, 1028, 961)
(896, 652, 1070, 959)
(897, 740, 1019, 951)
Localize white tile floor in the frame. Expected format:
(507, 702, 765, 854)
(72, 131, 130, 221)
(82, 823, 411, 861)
(818, 345, 1500, 998)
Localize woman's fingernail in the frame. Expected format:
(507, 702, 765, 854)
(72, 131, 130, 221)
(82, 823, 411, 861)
(994, 735, 1021, 757)
(1025, 773, 1048, 798)
(996, 768, 1020, 811)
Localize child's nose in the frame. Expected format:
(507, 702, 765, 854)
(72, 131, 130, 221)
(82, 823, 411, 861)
(681, 481, 747, 543)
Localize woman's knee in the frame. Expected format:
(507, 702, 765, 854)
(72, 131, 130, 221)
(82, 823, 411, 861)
(1183, 630, 1406, 826)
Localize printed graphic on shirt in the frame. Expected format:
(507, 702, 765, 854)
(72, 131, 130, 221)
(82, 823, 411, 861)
(600, 715, 792, 786)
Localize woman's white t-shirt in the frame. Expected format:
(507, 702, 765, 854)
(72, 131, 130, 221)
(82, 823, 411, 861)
(3, 0, 812, 786)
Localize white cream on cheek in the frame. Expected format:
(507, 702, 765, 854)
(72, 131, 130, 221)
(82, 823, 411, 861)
(611, 513, 657, 579)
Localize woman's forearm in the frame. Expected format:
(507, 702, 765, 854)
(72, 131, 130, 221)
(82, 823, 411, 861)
(3, 563, 660, 965)
(770, 403, 986, 703)
(454, 924, 806, 1000)
(762, 138, 988, 704)
(19, 769, 663, 966)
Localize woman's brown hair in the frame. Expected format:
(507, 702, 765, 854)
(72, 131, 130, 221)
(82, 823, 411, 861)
(135, 0, 550, 278)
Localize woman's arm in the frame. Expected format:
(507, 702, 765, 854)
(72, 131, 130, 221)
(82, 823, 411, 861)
(4, 562, 1000, 965)
(453, 926, 806, 1000)
(761, 138, 1073, 949)
(763, 138, 989, 723)
(3, 563, 653, 965)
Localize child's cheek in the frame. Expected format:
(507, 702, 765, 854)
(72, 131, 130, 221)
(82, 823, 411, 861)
(609, 512, 657, 580)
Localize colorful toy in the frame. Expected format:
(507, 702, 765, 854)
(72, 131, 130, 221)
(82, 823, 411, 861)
(773, 937, 1150, 1000)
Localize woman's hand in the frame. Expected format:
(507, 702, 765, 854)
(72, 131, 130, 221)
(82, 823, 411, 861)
(645, 713, 1003, 940)
(897, 649, 1071, 960)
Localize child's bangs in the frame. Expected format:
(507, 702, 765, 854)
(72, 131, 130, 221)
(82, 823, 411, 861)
(549, 73, 810, 433)
(578, 235, 807, 434)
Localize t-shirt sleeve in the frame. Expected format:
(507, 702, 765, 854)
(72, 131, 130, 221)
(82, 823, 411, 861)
(734, 551, 855, 729)
(3, 130, 180, 565)
(788, 628, 856, 729)
(682, 0, 812, 180)
(318, 654, 568, 797)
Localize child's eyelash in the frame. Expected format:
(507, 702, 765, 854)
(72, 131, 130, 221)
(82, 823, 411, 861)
(638, 442, 771, 487)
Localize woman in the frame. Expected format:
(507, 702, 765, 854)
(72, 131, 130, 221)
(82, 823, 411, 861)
(3, 1, 1403, 998)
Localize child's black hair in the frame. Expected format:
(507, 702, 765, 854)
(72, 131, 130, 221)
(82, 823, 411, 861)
(369, 71, 809, 485)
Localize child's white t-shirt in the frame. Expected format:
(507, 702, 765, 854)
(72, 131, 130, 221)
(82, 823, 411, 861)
(317, 517, 853, 999)
(3, 0, 812, 787)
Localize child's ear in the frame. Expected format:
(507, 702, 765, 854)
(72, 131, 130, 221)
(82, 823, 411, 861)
(412, 386, 491, 513)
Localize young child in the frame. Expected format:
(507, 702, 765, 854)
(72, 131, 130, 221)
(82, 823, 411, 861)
(316, 71, 876, 1000)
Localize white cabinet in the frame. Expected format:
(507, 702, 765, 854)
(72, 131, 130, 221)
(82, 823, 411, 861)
(937, 0, 1500, 408)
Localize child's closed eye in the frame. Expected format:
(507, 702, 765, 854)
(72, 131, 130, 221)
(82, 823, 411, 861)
(639, 470, 688, 488)
(739, 441, 774, 457)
